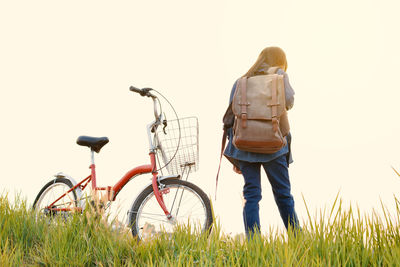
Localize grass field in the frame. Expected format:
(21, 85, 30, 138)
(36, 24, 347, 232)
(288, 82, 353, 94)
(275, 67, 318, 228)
(2, 193, 400, 266)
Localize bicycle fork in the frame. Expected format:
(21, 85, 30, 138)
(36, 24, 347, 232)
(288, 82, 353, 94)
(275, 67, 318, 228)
(149, 152, 172, 220)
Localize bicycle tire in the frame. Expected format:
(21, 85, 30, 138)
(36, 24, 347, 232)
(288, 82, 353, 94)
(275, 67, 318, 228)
(33, 177, 78, 219)
(129, 178, 213, 240)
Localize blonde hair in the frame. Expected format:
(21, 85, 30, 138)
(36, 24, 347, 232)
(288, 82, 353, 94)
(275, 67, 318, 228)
(244, 46, 287, 77)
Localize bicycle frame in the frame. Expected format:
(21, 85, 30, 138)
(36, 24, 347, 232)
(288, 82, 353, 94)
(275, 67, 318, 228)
(47, 151, 173, 218)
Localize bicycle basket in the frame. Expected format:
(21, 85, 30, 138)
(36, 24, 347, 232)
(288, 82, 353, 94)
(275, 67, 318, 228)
(155, 117, 199, 175)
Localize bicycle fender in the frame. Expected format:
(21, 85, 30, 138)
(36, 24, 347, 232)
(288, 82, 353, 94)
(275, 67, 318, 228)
(54, 172, 85, 209)
(126, 174, 180, 225)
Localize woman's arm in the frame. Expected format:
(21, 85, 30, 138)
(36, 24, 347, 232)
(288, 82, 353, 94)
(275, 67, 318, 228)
(277, 69, 295, 110)
(229, 80, 238, 104)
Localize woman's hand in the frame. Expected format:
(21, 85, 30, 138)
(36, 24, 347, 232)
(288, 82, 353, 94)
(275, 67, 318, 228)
(233, 166, 242, 174)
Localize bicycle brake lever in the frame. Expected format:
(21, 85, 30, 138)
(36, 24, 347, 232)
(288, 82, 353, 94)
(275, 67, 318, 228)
(141, 88, 153, 97)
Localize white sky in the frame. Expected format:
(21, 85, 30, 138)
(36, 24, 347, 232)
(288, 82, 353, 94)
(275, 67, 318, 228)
(1, 0, 400, 235)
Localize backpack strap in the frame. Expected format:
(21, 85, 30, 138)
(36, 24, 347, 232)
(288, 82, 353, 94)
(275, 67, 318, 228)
(270, 77, 279, 132)
(215, 102, 235, 200)
(268, 66, 283, 132)
(239, 77, 248, 129)
(215, 127, 228, 200)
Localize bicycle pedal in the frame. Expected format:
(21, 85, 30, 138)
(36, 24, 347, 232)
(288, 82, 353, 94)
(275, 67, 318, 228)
(90, 200, 105, 210)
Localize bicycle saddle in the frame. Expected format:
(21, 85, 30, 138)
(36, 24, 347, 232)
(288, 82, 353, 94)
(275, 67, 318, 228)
(76, 136, 109, 153)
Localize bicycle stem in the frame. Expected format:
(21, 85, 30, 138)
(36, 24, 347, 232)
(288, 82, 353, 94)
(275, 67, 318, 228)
(146, 96, 163, 152)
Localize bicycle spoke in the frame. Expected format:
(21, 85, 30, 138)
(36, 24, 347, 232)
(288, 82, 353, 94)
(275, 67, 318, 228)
(133, 212, 169, 218)
(137, 216, 171, 224)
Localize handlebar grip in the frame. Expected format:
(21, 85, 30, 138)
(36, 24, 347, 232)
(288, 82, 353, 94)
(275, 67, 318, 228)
(129, 86, 142, 94)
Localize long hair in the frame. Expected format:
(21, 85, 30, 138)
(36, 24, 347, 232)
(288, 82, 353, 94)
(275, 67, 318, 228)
(244, 46, 288, 77)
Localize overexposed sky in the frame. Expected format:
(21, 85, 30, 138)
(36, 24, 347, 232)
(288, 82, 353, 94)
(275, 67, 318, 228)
(1, 0, 400, 235)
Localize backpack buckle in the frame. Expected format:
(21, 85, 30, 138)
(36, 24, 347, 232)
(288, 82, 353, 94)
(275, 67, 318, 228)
(241, 113, 247, 128)
(239, 102, 250, 106)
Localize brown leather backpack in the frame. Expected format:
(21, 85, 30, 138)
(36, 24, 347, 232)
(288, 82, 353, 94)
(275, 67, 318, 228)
(231, 67, 289, 154)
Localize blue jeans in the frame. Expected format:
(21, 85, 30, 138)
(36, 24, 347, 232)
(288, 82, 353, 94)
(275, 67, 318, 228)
(239, 155, 299, 235)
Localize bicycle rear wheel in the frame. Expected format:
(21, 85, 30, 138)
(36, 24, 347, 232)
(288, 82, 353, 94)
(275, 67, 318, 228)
(129, 178, 213, 240)
(33, 177, 78, 220)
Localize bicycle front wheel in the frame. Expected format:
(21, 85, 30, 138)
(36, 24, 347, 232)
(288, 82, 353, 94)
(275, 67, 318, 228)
(33, 177, 78, 220)
(129, 178, 213, 240)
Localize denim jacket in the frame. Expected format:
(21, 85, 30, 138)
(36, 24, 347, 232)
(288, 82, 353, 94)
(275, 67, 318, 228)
(223, 69, 295, 165)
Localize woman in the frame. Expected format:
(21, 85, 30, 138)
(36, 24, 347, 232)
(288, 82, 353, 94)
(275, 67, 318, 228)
(224, 46, 300, 236)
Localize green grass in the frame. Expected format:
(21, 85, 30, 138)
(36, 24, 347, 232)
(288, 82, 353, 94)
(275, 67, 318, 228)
(2, 193, 400, 266)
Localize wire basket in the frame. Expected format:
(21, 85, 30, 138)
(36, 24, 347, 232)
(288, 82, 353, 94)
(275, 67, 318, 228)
(155, 117, 199, 175)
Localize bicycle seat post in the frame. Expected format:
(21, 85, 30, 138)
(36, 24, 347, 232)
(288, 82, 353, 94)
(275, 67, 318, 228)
(90, 149, 97, 190)
(91, 149, 95, 165)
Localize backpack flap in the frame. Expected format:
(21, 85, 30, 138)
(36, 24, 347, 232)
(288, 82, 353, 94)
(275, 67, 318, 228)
(232, 75, 286, 120)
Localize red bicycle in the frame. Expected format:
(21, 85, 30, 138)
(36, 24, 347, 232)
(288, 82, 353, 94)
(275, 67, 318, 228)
(33, 86, 213, 240)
